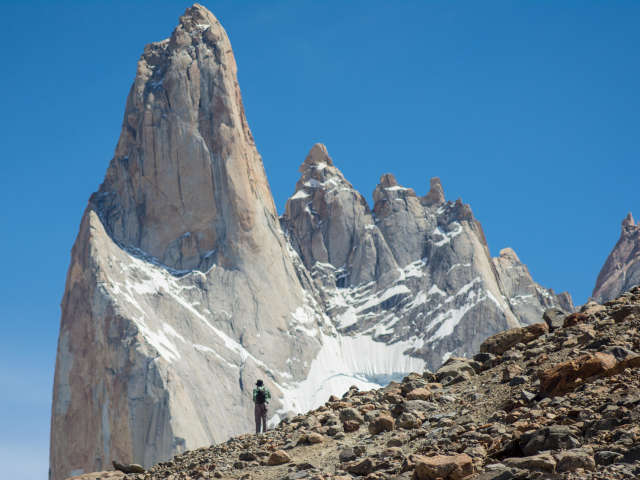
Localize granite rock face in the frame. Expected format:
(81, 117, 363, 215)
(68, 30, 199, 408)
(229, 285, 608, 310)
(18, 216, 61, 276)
(282, 145, 573, 369)
(593, 213, 640, 303)
(50, 5, 326, 479)
(51, 4, 573, 479)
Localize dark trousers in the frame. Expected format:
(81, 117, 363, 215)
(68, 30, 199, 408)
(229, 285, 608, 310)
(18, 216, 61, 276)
(255, 403, 267, 433)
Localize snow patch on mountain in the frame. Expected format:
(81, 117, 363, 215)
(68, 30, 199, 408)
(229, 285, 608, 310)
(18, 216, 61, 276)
(276, 333, 425, 415)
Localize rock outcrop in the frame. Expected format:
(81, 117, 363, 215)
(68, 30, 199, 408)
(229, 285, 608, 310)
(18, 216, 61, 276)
(51, 4, 573, 479)
(593, 213, 640, 303)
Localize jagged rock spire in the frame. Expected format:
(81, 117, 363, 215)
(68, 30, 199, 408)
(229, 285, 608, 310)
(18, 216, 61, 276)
(593, 212, 640, 302)
(95, 2, 276, 271)
(422, 177, 446, 206)
(623, 212, 635, 229)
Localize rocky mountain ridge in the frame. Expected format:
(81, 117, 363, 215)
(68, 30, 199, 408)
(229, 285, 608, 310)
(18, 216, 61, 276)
(70, 286, 640, 480)
(51, 4, 573, 479)
(593, 213, 640, 303)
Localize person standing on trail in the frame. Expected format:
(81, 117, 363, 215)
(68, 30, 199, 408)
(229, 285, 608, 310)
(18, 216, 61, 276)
(253, 379, 270, 434)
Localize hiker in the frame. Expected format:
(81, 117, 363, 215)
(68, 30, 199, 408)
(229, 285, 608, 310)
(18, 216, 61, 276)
(253, 379, 270, 434)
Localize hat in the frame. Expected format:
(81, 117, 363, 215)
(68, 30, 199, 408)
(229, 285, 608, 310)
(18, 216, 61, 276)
(256, 379, 263, 386)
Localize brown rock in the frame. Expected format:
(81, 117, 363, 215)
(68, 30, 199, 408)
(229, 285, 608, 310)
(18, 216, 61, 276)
(480, 322, 549, 355)
(306, 432, 324, 444)
(503, 453, 556, 473)
(267, 450, 291, 466)
(563, 312, 588, 328)
(539, 352, 617, 396)
(406, 387, 432, 401)
(346, 457, 374, 475)
(343, 420, 361, 432)
(413, 453, 474, 480)
(368, 414, 395, 435)
(556, 449, 596, 472)
(112, 461, 144, 474)
(501, 364, 523, 383)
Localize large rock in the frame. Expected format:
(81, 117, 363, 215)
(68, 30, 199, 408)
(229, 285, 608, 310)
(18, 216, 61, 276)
(593, 213, 640, 302)
(539, 352, 617, 396)
(556, 449, 596, 472)
(267, 450, 291, 466)
(413, 453, 474, 480)
(503, 453, 556, 473)
(519, 426, 581, 455)
(480, 322, 549, 355)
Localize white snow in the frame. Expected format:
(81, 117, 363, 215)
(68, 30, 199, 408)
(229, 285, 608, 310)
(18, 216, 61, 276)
(433, 222, 464, 247)
(447, 263, 471, 273)
(403, 260, 426, 279)
(385, 186, 408, 192)
(357, 284, 410, 312)
(276, 333, 425, 414)
(193, 344, 237, 368)
(428, 284, 447, 297)
(290, 190, 310, 200)
(427, 298, 478, 342)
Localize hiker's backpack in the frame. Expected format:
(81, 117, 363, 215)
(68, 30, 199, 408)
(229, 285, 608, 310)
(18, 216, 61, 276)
(256, 388, 266, 404)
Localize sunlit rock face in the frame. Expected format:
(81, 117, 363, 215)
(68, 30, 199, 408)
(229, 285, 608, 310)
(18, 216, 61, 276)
(282, 145, 573, 370)
(593, 213, 640, 302)
(50, 5, 325, 479)
(50, 4, 573, 479)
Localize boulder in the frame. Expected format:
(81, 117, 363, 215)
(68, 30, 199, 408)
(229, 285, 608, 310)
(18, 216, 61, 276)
(346, 457, 374, 475)
(543, 308, 566, 330)
(112, 462, 144, 474)
(503, 453, 556, 473)
(339, 448, 357, 462)
(267, 450, 291, 466)
(519, 426, 581, 455)
(413, 453, 474, 480)
(343, 420, 361, 432)
(501, 364, 523, 383)
(480, 323, 549, 355)
(594, 450, 623, 466)
(539, 352, 618, 396)
(305, 432, 324, 444)
(556, 449, 596, 472)
(368, 414, 395, 435)
(563, 312, 588, 328)
(435, 358, 477, 385)
(339, 408, 364, 424)
(406, 387, 432, 401)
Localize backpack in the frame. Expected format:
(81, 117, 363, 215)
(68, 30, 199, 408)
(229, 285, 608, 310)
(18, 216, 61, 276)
(256, 388, 266, 404)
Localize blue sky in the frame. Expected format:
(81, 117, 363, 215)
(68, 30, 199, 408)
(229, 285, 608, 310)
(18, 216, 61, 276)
(1, 1, 638, 478)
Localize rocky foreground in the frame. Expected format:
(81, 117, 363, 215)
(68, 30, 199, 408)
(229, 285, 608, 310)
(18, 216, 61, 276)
(70, 285, 640, 480)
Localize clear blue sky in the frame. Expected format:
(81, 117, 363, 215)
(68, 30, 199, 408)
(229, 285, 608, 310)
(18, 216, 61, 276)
(1, 1, 638, 478)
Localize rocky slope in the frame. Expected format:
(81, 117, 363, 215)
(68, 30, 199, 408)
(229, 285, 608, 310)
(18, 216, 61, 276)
(73, 287, 640, 480)
(51, 4, 572, 479)
(593, 213, 640, 303)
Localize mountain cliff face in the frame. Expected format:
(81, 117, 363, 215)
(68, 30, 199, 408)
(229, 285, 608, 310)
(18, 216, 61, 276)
(593, 213, 640, 303)
(51, 5, 327, 479)
(50, 5, 572, 479)
(281, 145, 572, 369)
